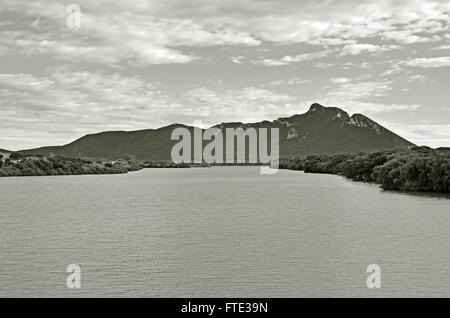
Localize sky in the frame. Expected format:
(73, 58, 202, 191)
(0, 0, 449, 150)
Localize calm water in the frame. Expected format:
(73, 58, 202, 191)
(0, 167, 449, 297)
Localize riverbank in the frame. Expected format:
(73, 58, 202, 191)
(0, 153, 211, 177)
(279, 146, 450, 194)
(141, 161, 209, 168)
(0, 154, 142, 177)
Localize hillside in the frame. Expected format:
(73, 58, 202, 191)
(19, 103, 415, 161)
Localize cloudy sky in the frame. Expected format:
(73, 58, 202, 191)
(0, 0, 449, 150)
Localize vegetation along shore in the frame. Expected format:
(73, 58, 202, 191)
(279, 146, 450, 194)
(0, 153, 198, 177)
(0, 153, 142, 177)
(2, 147, 450, 195)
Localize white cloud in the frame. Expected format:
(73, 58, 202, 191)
(315, 62, 334, 69)
(340, 43, 379, 55)
(339, 43, 398, 55)
(138, 84, 303, 126)
(382, 30, 434, 44)
(230, 56, 244, 64)
(318, 80, 421, 115)
(407, 74, 427, 82)
(281, 50, 332, 63)
(265, 78, 310, 86)
(250, 59, 289, 67)
(251, 42, 398, 67)
(1, 0, 449, 67)
(379, 65, 405, 77)
(0, 2, 261, 66)
(1, 0, 449, 149)
(330, 77, 351, 84)
(405, 56, 450, 68)
(432, 45, 450, 50)
(0, 70, 177, 148)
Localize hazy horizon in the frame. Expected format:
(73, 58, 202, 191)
(0, 102, 438, 152)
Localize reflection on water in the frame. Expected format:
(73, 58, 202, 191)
(0, 167, 449, 297)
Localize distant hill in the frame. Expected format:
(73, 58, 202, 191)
(0, 149, 11, 153)
(20, 124, 192, 161)
(20, 103, 415, 161)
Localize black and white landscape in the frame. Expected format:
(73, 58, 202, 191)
(0, 0, 449, 298)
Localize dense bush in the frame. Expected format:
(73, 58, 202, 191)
(142, 161, 190, 168)
(0, 154, 142, 177)
(280, 147, 450, 193)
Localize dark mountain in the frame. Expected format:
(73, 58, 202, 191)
(276, 103, 414, 157)
(0, 149, 11, 154)
(20, 124, 192, 161)
(20, 103, 415, 161)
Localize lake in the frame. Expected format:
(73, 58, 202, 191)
(0, 167, 449, 297)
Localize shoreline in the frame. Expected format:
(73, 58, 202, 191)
(279, 146, 450, 194)
(2, 148, 449, 196)
(2, 163, 450, 198)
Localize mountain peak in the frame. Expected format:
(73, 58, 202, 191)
(308, 103, 325, 112)
(350, 113, 371, 120)
(350, 113, 377, 125)
(306, 103, 350, 121)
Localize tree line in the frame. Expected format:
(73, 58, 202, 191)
(279, 146, 450, 193)
(0, 153, 142, 177)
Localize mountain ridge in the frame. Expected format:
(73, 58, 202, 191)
(18, 103, 415, 161)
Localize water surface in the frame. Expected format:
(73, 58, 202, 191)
(0, 167, 449, 297)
